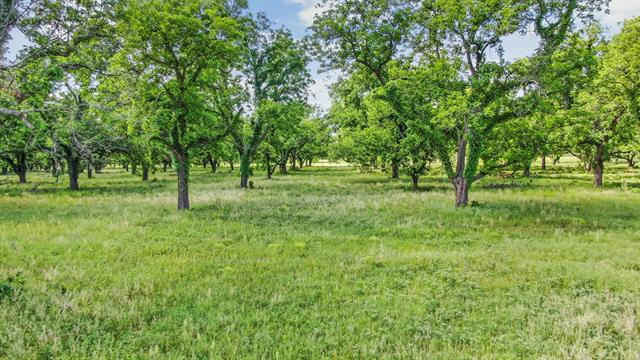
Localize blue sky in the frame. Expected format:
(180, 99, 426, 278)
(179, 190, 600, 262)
(6, 0, 640, 109)
(249, 0, 640, 110)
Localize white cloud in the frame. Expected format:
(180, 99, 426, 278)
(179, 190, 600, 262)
(309, 70, 334, 110)
(287, 0, 329, 26)
(600, 0, 640, 29)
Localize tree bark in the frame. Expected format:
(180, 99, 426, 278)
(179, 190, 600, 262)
(291, 150, 297, 170)
(523, 164, 531, 177)
(87, 165, 93, 179)
(131, 162, 138, 175)
(176, 152, 190, 210)
(163, 160, 169, 172)
(266, 153, 273, 180)
(67, 155, 81, 191)
(279, 160, 287, 174)
(229, 161, 234, 171)
(411, 175, 419, 191)
(594, 145, 604, 187)
(16, 153, 28, 183)
(142, 164, 149, 181)
(453, 177, 469, 207)
(541, 156, 546, 170)
(391, 160, 399, 179)
(239, 152, 251, 188)
(208, 156, 217, 173)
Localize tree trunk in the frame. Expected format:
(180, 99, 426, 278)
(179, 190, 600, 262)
(87, 165, 93, 179)
(163, 160, 169, 172)
(453, 177, 469, 207)
(299, 157, 304, 169)
(391, 160, 399, 179)
(279, 160, 287, 174)
(541, 156, 546, 170)
(67, 155, 81, 191)
(239, 153, 251, 188)
(124, 162, 129, 172)
(209, 157, 217, 173)
(266, 153, 273, 180)
(307, 159, 311, 167)
(291, 150, 297, 170)
(523, 164, 531, 177)
(17, 168, 27, 184)
(16, 153, 27, 184)
(1, 166, 7, 175)
(594, 145, 604, 187)
(229, 161, 234, 171)
(411, 175, 419, 191)
(131, 162, 138, 175)
(176, 153, 190, 210)
(142, 164, 149, 181)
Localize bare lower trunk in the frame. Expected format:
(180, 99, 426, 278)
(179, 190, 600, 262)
(131, 162, 138, 175)
(594, 145, 604, 187)
(523, 164, 531, 177)
(291, 150, 297, 170)
(17, 169, 27, 183)
(229, 161, 234, 171)
(213, 159, 218, 173)
(87, 166, 93, 179)
(453, 177, 469, 207)
(279, 161, 287, 174)
(266, 153, 273, 180)
(176, 154, 190, 210)
(142, 165, 149, 181)
(541, 156, 546, 170)
(67, 155, 80, 191)
(391, 160, 399, 179)
(15, 153, 27, 183)
(411, 175, 419, 191)
(239, 153, 251, 189)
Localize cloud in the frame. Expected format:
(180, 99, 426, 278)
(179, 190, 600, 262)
(309, 70, 333, 110)
(286, 0, 329, 26)
(600, 0, 640, 29)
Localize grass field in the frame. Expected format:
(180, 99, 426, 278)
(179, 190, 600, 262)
(1, 160, 640, 359)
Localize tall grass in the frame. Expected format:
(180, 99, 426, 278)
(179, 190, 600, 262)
(1, 161, 639, 358)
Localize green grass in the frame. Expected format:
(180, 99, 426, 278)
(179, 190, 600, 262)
(1, 160, 640, 359)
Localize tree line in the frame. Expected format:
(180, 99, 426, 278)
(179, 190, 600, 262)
(0, 0, 638, 209)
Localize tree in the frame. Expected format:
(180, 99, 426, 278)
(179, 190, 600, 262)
(559, 18, 640, 187)
(310, 0, 414, 178)
(115, 0, 244, 209)
(218, 14, 311, 188)
(412, 0, 607, 206)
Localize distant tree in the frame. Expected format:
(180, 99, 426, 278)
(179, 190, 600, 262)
(560, 18, 640, 186)
(218, 14, 311, 188)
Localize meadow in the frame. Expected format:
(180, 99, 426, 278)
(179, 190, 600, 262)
(1, 161, 640, 359)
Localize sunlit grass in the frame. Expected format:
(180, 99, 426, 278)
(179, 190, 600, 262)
(1, 161, 639, 358)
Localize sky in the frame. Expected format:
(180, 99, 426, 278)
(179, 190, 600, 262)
(6, 0, 640, 110)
